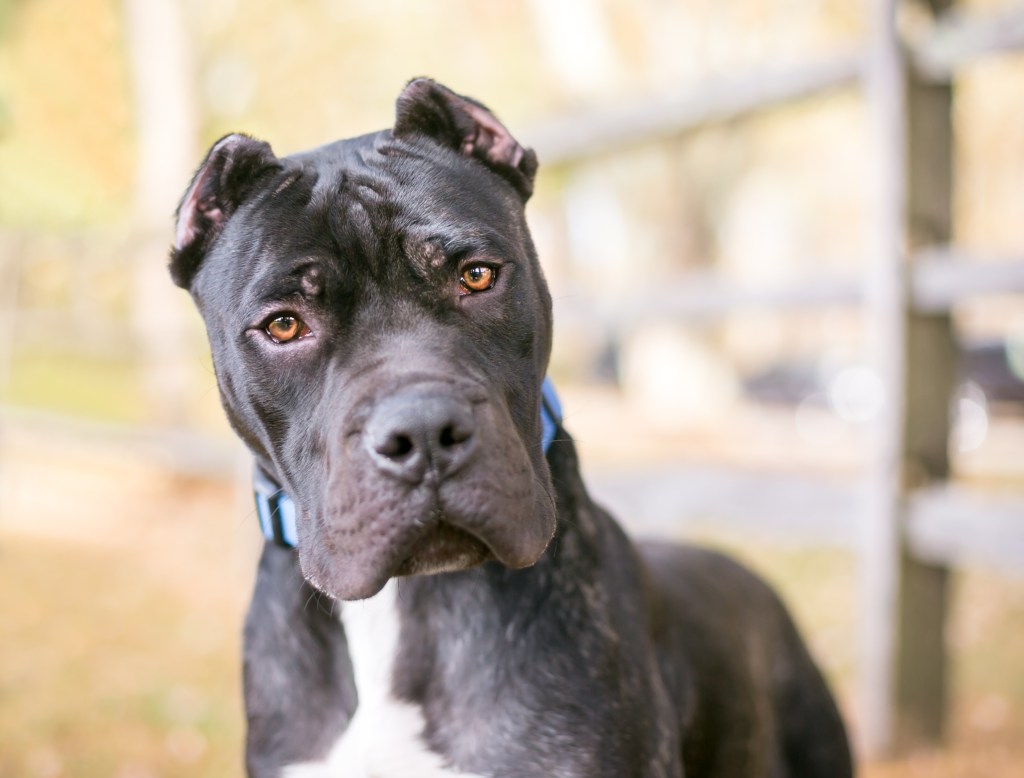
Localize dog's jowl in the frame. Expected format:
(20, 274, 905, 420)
(171, 78, 854, 778)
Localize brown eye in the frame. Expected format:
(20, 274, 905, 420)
(265, 315, 310, 343)
(460, 265, 496, 293)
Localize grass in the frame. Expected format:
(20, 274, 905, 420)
(0, 534, 245, 778)
(3, 351, 145, 424)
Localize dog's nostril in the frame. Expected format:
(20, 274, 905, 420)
(439, 423, 472, 448)
(378, 433, 414, 459)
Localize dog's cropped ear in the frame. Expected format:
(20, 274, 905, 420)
(170, 133, 280, 289)
(393, 78, 537, 200)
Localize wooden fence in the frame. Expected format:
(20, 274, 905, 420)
(522, 0, 1024, 759)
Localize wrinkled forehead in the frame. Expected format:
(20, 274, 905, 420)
(288, 130, 525, 246)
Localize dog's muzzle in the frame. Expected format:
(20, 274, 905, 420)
(254, 379, 562, 600)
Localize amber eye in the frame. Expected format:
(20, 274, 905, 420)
(460, 265, 496, 293)
(265, 315, 310, 343)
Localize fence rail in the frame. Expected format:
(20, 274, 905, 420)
(524, 53, 862, 165)
(525, 5, 1024, 164)
(554, 253, 1024, 328)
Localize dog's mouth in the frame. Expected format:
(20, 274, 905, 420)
(394, 520, 492, 577)
(302, 393, 558, 601)
(300, 504, 504, 600)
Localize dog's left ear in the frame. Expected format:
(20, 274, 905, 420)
(393, 78, 537, 200)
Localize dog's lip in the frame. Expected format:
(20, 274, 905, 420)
(305, 458, 557, 592)
(394, 520, 492, 577)
(301, 510, 495, 600)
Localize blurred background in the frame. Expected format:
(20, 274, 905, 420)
(1, 0, 1023, 776)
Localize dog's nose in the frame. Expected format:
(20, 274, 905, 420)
(364, 391, 477, 483)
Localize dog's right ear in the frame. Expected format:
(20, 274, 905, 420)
(170, 133, 280, 289)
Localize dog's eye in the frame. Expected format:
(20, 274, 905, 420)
(265, 315, 311, 343)
(460, 265, 496, 293)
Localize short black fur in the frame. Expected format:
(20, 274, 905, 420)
(172, 78, 854, 777)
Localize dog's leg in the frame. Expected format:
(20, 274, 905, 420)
(773, 621, 854, 778)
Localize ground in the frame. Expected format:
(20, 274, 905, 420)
(1, 419, 1021, 777)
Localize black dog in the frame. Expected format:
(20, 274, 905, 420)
(171, 78, 853, 777)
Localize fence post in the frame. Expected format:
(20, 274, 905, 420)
(894, 0, 957, 749)
(861, 0, 955, 756)
(123, 0, 198, 427)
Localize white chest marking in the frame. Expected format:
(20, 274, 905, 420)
(283, 580, 486, 778)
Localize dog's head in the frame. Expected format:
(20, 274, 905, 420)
(171, 80, 556, 600)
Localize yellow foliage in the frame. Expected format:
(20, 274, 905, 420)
(0, 0, 133, 226)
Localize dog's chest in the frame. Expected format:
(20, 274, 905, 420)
(283, 581, 485, 778)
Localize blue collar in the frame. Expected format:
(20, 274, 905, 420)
(254, 378, 563, 549)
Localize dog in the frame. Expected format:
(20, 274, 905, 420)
(170, 78, 854, 778)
